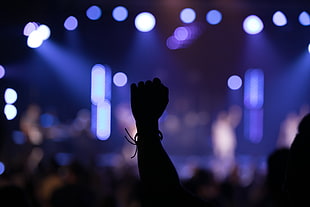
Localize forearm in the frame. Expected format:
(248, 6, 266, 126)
(136, 123, 181, 194)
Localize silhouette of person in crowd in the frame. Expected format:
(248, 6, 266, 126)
(284, 113, 310, 207)
(266, 147, 290, 207)
(128, 78, 214, 207)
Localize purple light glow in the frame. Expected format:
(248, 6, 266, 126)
(227, 75, 242, 90)
(0, 65, 5, 79)
(113, 72, 127, 87)
(174, 27, 189, 41)
(64, 16, 78, 31)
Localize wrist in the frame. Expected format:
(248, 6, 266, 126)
(135, 120, 159, 134)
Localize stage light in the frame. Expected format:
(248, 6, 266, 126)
(243, 15, 264, 35)
(4, 104, 17, 120)
(244, 69, 264, 109)
(174, 26, 189, 41)
(227, 75, 242, 90)
(86, 5, 102, 20)
(206, 9, 222, 25)
(27, 30, 43, 48)
(23, 22, 38, 36)
(166, 36, 180, 50)
(180, 8, 196, 24)
(299, 11, 310, 26)
(4, 88, 17, 104)
(0, 162, 5, 175)
(91, 64, 106, 105)
(308, 43, 310, 53)
(37, 24, 51, 40)
(0, 65, 5, 79)
(112, 6, 128, 22)
(272, 11, 287, 26)
(135, 12, 156, 32)
(64, 16, 78, 31)
(113, 72, 127, 87)
(91, 64, 111, 140)
(96, 100, 111, 140)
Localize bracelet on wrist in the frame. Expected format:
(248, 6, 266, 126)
(124, 128, 163, 158)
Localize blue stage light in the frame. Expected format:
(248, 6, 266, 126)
(299, 11, 310, 26)
(112, 6, 128, 22)
(180, 8, 196, 24)
(86, 5, 102, 20)
(96, 100, 111, 140)
(0, 162, 5, 175)
(206, 10, 222, 25)
(91, 64, 106, 105)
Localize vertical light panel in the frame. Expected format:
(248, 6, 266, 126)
(244, 69, 264, 109)
(91, 64, 111, 140)
(244, 69, 264, 143)
(91, 64, 106, 105)
(96, 100, 111, 140)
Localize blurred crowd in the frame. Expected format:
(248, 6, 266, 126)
(0, 103, 301, 207)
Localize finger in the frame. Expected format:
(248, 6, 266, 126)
(153, 77, 161, 85)
(138, 81, 145, 88)
(145, 80, 152, 87)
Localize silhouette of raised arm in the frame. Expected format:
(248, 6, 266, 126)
(130, 78, 212, 207)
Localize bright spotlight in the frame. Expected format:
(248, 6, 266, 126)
(4, 88, 17, 104)
(180, 8, 196, 24)
(27, 30, 44, 48)
(112, 6, 128, 22)
(4, 104, 17, 120)
(206, 10, 222, 25)
(86, 5, 102, 20)
(272, 11, 287, 26)
(135, 12, 156, 32)
(0, 65, 5, 79)
(243, 15, 264, 35)
(37, 24, 51, 40)
(227, 75, 242, 90)
(308, 43, 310, 54)
(299, 11, 310, 26)
(64, 16, 78, 31)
